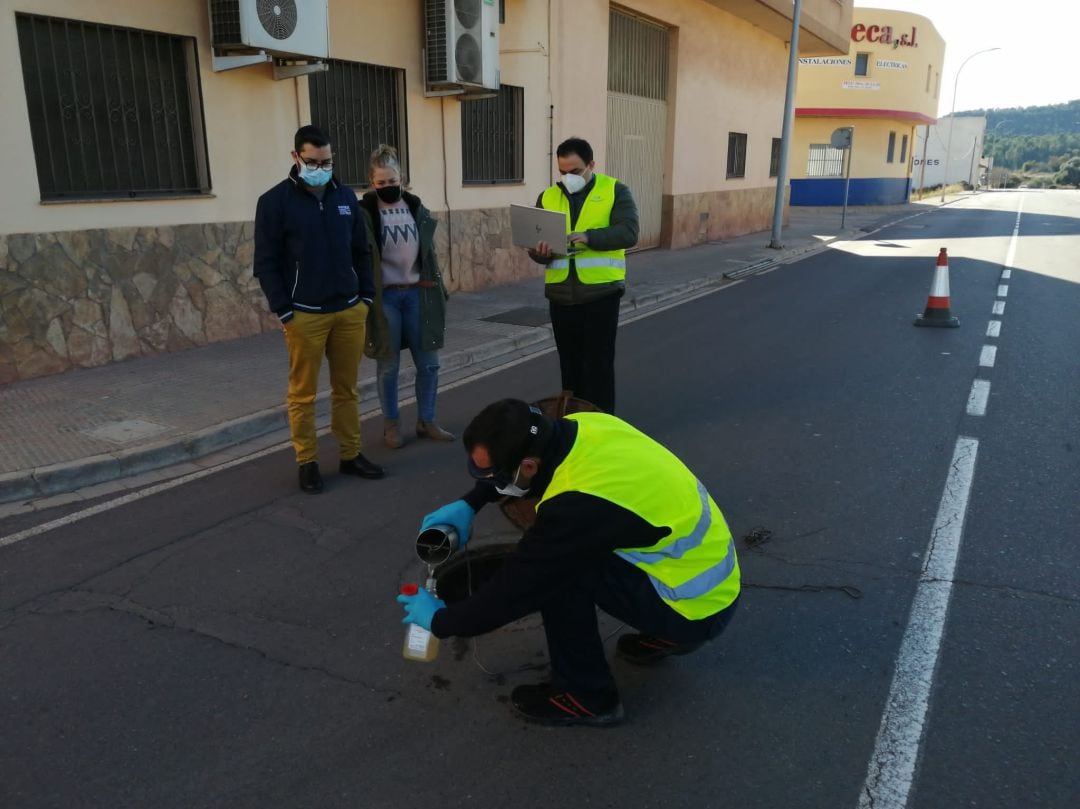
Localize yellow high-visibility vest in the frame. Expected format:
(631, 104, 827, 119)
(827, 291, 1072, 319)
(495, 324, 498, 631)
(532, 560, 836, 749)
(537, 413, 740, 620)
(540, 173, 627, 285)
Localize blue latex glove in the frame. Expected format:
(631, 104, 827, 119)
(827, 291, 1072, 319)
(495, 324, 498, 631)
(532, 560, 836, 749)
(397, 587, 446, 631)
(420, 499, 475, 547)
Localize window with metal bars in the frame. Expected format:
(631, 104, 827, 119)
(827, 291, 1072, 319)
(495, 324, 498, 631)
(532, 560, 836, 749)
(15, 13, 210, 201)
(309, 59, 408, 188)
(887, 131, 897, 163)
(806, 144, 845, 177)
(460, 84, 524, 185)
(727, 132, 747, 179)
(769, 137, 782, 178)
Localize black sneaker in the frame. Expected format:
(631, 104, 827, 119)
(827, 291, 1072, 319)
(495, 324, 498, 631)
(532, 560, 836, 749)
(616, 633, 702, 665)
(339, 453, 385, 479)
(298, 461, 323, 494)
(509, 683, 624, 727)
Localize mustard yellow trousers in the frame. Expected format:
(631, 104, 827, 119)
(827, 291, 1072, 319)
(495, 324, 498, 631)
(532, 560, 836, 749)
(283, 303, 368, 465)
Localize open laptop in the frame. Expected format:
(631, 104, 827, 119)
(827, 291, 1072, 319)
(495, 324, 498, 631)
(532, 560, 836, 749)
(510, 204, 585, 256)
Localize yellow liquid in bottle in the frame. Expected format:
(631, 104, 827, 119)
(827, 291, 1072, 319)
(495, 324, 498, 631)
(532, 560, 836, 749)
(403, 623, 439, 662)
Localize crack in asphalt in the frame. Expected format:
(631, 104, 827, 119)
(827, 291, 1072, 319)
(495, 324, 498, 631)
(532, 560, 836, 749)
(931, 577, 1080, 607)
(0, 504, 270, 614)
(6, 589, 402, 695)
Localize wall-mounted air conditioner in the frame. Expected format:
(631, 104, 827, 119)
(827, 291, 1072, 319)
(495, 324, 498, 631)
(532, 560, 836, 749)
(424, 0, 500, 95)
(209, 0, 329, 76)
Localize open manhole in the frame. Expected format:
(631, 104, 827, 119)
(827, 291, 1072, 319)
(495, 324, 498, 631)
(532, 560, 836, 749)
(481, 306, 550, 327)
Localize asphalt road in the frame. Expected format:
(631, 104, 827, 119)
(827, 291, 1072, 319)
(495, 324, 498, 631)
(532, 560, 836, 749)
(1, 191, 1077, 809)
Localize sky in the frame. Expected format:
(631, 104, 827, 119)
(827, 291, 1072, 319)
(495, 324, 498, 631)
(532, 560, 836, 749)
(855, 0, 1080, 116)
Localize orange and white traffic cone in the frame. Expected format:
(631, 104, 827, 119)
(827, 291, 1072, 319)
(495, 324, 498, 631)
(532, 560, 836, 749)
(914, 247, 960, 328)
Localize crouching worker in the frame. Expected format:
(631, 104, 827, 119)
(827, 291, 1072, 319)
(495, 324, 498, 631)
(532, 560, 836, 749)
(397, 399, 740, 727)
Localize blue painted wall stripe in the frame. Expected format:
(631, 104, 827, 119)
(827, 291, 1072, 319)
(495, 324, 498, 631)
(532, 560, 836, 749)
(790, 177, 911, 206)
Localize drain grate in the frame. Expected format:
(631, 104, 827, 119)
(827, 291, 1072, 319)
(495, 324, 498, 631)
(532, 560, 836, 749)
(723, 258, 776, 280)
(480, 306, 551, 327)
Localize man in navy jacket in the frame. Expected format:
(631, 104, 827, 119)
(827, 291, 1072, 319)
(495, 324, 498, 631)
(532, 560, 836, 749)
(254, 125, 383, 493)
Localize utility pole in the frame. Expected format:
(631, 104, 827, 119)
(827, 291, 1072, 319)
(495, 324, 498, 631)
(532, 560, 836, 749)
(917, 125, 929, 200)
(768, 0, 802, 249)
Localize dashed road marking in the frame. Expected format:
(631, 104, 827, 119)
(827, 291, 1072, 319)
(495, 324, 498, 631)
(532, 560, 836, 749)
(966, 379, 991, 416)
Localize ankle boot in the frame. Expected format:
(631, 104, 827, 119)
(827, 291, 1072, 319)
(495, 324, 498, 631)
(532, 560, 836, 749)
(416, 420, 455, 441)
(383, 419, 403, 449)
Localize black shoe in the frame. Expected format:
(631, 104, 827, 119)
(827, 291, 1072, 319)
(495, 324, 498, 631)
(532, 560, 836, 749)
(339, 453, 385, 479)
(298, 461, 323, 494)
(509, 683, 624, 727)
(616, 633, 702, 665)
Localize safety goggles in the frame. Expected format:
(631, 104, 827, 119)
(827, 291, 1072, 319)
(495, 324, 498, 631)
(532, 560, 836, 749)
(465, 406, 546, 488)
(467, 455, 517, 490)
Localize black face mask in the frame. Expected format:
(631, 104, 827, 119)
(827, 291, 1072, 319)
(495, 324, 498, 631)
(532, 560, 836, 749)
(376, 184, 403, 204)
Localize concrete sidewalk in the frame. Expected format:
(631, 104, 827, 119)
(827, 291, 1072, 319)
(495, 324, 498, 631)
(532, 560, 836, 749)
(0, 201, 945, 507)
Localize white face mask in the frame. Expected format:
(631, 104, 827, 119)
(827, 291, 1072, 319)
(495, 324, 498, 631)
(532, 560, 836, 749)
(495, 466, 530, 498)
(561, 172, 588, 194)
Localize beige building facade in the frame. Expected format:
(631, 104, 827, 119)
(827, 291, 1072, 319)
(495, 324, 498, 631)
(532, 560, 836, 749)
(0, 0, 852, 382)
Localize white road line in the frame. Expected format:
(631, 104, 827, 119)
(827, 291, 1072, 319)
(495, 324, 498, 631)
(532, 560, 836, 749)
(1001, 269, 1011, 280)
(992, 301, 1005, 316)
(1004, 197, 1023, 268)
(979, 346, 997, 368)
(0, 441, 292, 549)
(986, 320, 1001, 337)
(997, 285, 1009, 298)
(858, 436, 980, 809)
(966, 379, 991, 416)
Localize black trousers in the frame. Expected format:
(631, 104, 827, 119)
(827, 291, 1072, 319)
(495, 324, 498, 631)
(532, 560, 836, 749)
(539, 555, 739, 697)
(548, 293, 621, 413)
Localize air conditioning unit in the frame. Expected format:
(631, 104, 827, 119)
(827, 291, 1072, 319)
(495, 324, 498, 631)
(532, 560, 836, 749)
(424, 0, 500, 95)
(209, 0, 328, 60)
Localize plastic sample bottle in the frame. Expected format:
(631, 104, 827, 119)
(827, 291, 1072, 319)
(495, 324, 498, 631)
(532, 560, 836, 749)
(401, 583, 439, 663)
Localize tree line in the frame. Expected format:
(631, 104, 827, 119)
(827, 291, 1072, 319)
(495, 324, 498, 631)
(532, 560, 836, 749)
(957, 99, 1080, 171)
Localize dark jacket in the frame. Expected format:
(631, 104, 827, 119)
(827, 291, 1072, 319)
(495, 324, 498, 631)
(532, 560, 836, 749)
(529, 176, 639, 306)
(430, 418, 670, 639)
(358, 190, 449, 360)
(253, 167, 375, 323)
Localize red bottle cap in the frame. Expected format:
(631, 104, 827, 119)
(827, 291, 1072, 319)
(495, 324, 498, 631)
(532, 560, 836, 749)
(400, 583, 419, 596)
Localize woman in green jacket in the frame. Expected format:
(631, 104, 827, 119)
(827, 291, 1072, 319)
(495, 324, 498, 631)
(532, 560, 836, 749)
(361, 145, 453, 449)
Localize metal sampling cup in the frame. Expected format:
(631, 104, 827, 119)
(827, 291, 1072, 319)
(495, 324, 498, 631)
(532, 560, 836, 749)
(415, 524, 460, 566)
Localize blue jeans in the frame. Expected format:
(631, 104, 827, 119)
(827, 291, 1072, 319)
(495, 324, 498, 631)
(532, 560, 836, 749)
(376, 286, 441, 422)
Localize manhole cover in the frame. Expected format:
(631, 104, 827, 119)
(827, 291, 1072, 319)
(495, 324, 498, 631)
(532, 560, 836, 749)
(82, 419, 168, 445)
(481, 307, 550, 327)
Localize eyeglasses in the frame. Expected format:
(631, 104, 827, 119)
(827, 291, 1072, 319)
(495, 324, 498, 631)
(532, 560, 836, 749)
(467, 456, 516, 490)
(299, 157, 334, 170)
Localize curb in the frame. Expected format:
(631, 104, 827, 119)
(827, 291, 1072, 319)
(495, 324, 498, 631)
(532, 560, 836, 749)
(0, 214, 917, 506)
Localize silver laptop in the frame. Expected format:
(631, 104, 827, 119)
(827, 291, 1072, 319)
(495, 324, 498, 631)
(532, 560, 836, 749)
(509, 204, 583, 256)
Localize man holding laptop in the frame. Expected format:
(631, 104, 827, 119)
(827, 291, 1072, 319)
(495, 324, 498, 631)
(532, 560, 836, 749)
(512, 137, 639, 414)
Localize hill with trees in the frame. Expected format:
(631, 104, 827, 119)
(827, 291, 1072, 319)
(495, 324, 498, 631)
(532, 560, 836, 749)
(957, 99, 1080, 177)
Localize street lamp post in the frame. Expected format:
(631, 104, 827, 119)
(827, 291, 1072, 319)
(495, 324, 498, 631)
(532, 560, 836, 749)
(940, 47, 1000, 202)
(769, 0, 802, 249)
